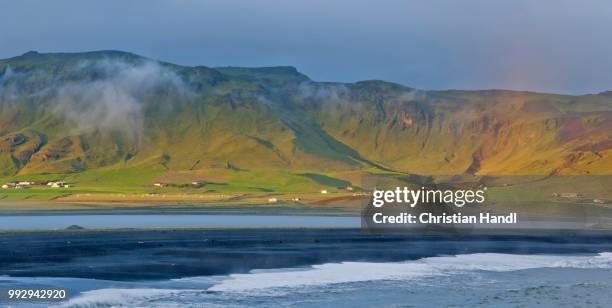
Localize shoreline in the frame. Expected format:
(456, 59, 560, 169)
(0, 193, 367, 215)
(2, 223, 612, 235)
(0, 205, 362, 219)
(0, 206, 360, 216)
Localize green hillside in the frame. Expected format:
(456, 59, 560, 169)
(0, 50, 611, 197)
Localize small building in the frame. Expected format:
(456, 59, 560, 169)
(320, 190, 328, 194)
(48, 181, 67, 188)
(594, 199, 606, 204)
(346, 186, 354, 191)
(191, 181, 204, 188)
(2, 183, 16, 189)
(292, 198, 300, 202)
(153, 183, 165, 188)
(268, 198, 278, 203)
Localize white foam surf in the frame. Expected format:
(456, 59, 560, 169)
(55, 288, 181, 308)
(55, 252, 612, 306)
(208, 252, 612, 292)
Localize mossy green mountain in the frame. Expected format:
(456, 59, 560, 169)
(0, 50, 611, 193)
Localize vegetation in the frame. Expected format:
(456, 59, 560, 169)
(0, 51, 610, 205)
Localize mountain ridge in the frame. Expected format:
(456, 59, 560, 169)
(0, 50, 611, 191)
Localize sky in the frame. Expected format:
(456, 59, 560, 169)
(1, 0, 611, 94)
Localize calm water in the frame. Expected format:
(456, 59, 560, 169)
(0, 214, 359, 230)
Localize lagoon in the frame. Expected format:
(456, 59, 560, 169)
(0, 214, 360, 230)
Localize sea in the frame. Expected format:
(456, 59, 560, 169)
(1, 215, 611, 307)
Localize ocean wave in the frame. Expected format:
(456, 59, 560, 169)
(55, 288, 182, 308)
(55, 252, 612, 306)
(208, 252, 612, 292)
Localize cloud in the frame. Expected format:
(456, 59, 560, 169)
(0, 64, 14, 80)
(0, 65, 22, 101)
(296, 82, 349, 101)
(51, 60, 190, 139)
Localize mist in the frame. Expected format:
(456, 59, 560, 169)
(51, 60, 189, 139)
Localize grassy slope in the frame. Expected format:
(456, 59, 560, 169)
(0, 51, 611, 203)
